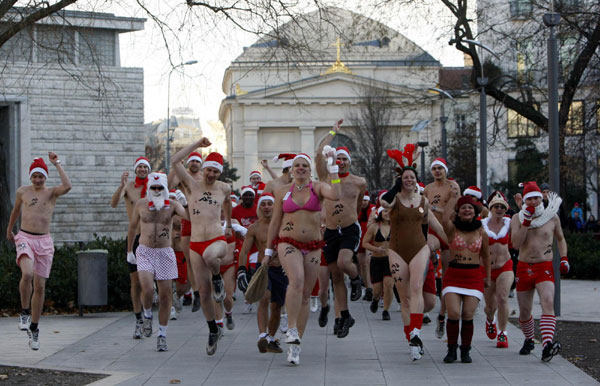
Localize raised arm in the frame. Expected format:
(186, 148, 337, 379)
(168, 167, 181, 190)
(315, 119, 343, 181)
(261, 159, 278, 180)
(510, 214, 527, 249)
(6, 188, 23, 242)
(111, 171, 128, 208)
(362, 224, 384, 255)
(173, 201, 190, 221)
(172, 137, 211, 185)
(48, 152, 71, 197)
(222, 184, 233, 236)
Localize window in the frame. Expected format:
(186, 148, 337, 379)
(455, 114, 466, 131)
(508, 109, 539, 138)
(36, 25, 76, 64)
(516, 40, 534, 82)
(79, 28, 116, 66)
(510, 0, 533, 18)
(0, 25, 33, 62)
(564, 101, 583, 136)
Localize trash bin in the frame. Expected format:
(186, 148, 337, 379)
(77, 249, 108, 316)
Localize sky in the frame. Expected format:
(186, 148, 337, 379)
(93, 1, 468, 126)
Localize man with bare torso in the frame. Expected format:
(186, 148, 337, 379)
(168, 152, 204, 312)
(511, 182, 568, 362)
(127, 173, 189, 351)
(111, 156, 151, 338)
(264, 154, 295, 194)
(316, 120, 367, 339)
(423, 157, 460, 338)
(172, 139, 233, 355)
(7, 153, 71, 350)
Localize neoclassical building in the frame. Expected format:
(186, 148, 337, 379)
(219, 8, 453, 189)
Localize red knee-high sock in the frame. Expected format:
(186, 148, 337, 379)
(409, 313, 423, 332)
(403, 325, 411, 342)
(519, 316, 535, 340)
(311, 280, 319, 297)
(460, 319, 474, 347)
(447, 319, 459, 345)
(540, 314, 556, 347)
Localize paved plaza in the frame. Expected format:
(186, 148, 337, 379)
(1, 279, 598, 386)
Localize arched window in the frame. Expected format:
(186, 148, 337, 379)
(331, 133, 355, 152)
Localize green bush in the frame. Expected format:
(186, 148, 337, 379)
(563, 233, 600, 280)
(0, 235, 131, 311)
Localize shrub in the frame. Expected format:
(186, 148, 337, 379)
(563, 233, 600, 280)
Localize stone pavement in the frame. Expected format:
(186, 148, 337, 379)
(0, 279, 598, 386)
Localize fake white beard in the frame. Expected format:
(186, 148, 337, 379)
(149, 190, 168, 210)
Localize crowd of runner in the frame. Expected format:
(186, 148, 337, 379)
(6, 119, 568, 365)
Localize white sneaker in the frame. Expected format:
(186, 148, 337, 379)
(310, 297, 319, 313)
(409, 343, 422, 361)
(170, 307, 177, 320)
(285, 327, 301, 344)
(243, 302, 253, 314)
(18, 314, 31, 331)
(27, 329, 40, 351)
(287, 344, 301, 365)
(173, 293, 183, 313)
(280, 313, 288, 333)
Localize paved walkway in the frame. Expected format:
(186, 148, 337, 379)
(1, 279, 598, 386)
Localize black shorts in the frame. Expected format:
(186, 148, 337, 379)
(370, 256, 391, 283)
(268, 266, 288, 306)
(125, 234, 141, 273)
(323, 222, 361, 264)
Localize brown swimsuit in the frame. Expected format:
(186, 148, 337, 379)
(389, 194, 427, 263)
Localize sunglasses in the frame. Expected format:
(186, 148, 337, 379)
(150, 186, 164, 191)
(491, 204, 506, 210)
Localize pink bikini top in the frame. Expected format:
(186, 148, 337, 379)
(282, 182, 321, 213)
(449, 233, 482, 253)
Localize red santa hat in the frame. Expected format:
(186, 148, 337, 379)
(456, 195, 479, 212)
(249, 170, 262, 180)
(273, 153, 296, 169)
(418, 182, 425, 193)
(134, 156, 151, 172)
(186, 152, 203, 165)
(293, 153, 311, 164)
(230, 194, 239, 202)
(336, 146, 351, 161)
(463, 186, 482, 200)
(377, 190, 388, 206)
(363, 190, 371, 201)
(430, 157, 448, 173)
(256, 182, 266, 195)
(240, 185, 255, 196)
(202, 152, 223, 172)
(29, 158, 48, 179)
(522, 181, 543, 200)
(257, 192, 275, 206)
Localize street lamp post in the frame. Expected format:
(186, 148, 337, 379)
(428, 87, 455, 160)
(165, 60, 198, 174)
(417, 141, 429, 179)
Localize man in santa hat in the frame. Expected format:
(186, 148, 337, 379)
(510, 181, 568, 362)
(168, 151, 204, 312)
(172, 137, 233, 355)
(316, 119, 367, 339)
(423, 157, 460, 339)
(111, 156, 154, 338)
(264, 153, 295, 193)
(127, 173, 189, 352)
(7, 152, 71, 350)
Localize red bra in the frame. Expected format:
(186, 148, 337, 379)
(482, 217, 510, 245)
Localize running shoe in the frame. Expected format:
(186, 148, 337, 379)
(280, 313, 288, 333)
(318, 305, 329, 328)
(409, 343, 422, 361)
(206, 327, 223, 356)
(182, 295, 192, 306)
(258, 337, 268, 353)
(486, 318, 498, 339)
(333, 318, 340, 335)
(243, 302, 253, 314)
(337, 316, 355, 339)
(192, 295, 201, 312)
(310, 296, 319, 313)
(363, 288, 373, 301)
(226, 313, 235, 330)
(350, 276, 362, 301)
(497, 332, 508, 348)
(287, 344, 301, 365)
(422, 313, 431, 325)
(212, 275, 225, 303)
(285, 328, 301, 344)
(173, 293, 183, 313)
(541, 341, 561, 362)
(435, 316, 445, 339)
(169, 307, 177, 321)
(18, 314, 31, 331)
(370, 299, 378, 314)
(157, 336, 168, 352)
(133, 319, 143, 339)
(382, 310, 391, 321)
(519, 338, 535, 355)
(143, 317, 153, 338)
(410, 329, 424, 355)
(267, 339, 283, 353)
(27, 329, 40, 351)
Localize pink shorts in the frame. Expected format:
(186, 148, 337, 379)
(14, 231, 54, 279)
(136, 244, 178, 280)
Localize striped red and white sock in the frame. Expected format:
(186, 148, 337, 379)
(519, 316, 535, 340)
(540, 314, 556, 347)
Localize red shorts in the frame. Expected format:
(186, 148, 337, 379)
(423, 259, 436, 295)
(181, 219, 191, 237)
(491, 259, 513, 282)
(189, 236, 227, 257)
(516, 261, 554, 292)
(442, 263, 484, 300)
(429, 228, 449, 251)
(175, 251, 187, 284)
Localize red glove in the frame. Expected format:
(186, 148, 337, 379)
(522, 206, 535, 227)
(560, 256, 569, 275)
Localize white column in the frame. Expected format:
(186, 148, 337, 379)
(299, 126, 315, 156)
(243, 126, 259, 187)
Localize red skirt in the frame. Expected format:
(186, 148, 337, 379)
(442, 263, 484, 300)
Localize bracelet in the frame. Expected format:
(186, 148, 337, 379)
(331, 179, 341, 184)
(329, 130, 336, 136)
(54, 160, 61, 165)
(265, 248, 274, 257)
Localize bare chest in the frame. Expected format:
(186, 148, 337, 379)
(21, 189, 55, 213)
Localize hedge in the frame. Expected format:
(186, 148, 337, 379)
(562, 232, 600, 280)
